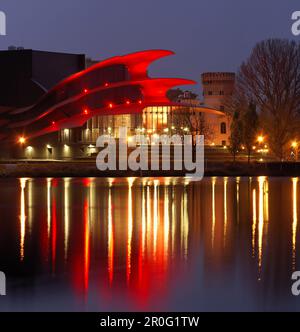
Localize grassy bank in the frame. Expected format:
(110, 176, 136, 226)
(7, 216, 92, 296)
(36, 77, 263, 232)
(0, 161, 300, 178)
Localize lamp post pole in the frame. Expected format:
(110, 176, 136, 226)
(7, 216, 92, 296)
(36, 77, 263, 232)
(257, 135, 264, 161)
(291, 141, 298, 161)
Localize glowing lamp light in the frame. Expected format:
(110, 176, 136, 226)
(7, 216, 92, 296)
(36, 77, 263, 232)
(291, 141, 298, 148)
(257, 135, 264, 143)
(51, 121, 56, 126)
(105, 83, 109, 87)
(18, 136, 26, 144)
(109, 103, 113, 109)
(126, 100, 131, 105)
(138, 100, 142, 104)
(83, 89, 88, 94)
(83, 108, 89, 115)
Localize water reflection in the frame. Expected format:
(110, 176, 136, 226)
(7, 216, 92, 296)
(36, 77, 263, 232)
(223, 177, 228, 246)
(258, 176, 265, 278)
(108, 182, 114, 285)
(19, 178, 27, 261)
(292, 178, 298, 269)
(64, 178, 70, 260)
(252, 188, 257, 256)
(211, 177, 216, 248)
(3, 176, 299, 311)
(127, 178, 134, 284)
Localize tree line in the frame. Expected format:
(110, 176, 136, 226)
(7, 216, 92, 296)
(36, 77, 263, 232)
(228, 38, 300, 161)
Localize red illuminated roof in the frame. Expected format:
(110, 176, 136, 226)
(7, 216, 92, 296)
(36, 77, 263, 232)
(0, 49, 222, 141)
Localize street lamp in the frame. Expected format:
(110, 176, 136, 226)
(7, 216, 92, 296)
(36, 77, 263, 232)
(18, 136, 26, 144)
(291, 141, 298, 161)
(257, 135, 264, 143)
(257, 135, 265, 161)
(291, 141, 298, 149)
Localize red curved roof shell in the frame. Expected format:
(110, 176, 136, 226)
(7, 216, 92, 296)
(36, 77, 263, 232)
(0, 49, 223, 141)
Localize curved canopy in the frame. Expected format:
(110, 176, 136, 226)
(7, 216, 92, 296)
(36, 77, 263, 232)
(0, 49, 222, 142)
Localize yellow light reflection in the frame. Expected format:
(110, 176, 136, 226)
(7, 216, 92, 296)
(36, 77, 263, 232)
(252, 189, 257, 256)
(84, 197, 90, 293)
(264, 179, 269, 223)
(47, 178, 52, 239)
(108, 186, 114, 285)
(212, 177, 216, 248)
(153, 180, 159, 257)
(292, 178, 298, 269)
(182, 186, 189, 260)
(258, 176, 266, 279)
(64, 178, 70, 260)
(27, 179, 33, 233)
(141, 185, 146, 258)
(88, 178, 96, 233)
(19, 178, 28, 261)
(127, 178, 134, 284)
(171, 186, 176, 257)
(146, 185, 152, 255)
(236, 177, 240, 224)
(224, 177, 228, 246)
(164, 186, 169, 258)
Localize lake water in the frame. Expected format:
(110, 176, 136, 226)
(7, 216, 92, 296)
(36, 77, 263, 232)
(0, 176, 299, 312)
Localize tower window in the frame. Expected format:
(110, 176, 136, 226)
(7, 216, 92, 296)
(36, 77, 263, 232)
(220, 122, 227, 134)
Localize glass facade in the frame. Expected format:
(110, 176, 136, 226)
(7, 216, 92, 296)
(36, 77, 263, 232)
(59, 105, 207, 144)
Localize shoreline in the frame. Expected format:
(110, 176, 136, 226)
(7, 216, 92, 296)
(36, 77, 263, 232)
(0, 161, 300, 178)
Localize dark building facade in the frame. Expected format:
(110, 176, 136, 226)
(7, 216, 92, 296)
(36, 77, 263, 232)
(0, 49, 85, 108)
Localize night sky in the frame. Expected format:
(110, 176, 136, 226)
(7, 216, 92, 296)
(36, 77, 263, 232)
(1, 0, 299, 92)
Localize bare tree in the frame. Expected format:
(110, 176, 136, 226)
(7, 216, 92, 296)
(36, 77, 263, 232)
(235, 39, 300, 160)
(172, 107, 213, 143)
(241, 102, 259, 163)
(229, 111, 243, 162)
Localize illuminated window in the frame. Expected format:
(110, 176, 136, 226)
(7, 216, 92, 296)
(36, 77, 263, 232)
(220, 122, 227, 134)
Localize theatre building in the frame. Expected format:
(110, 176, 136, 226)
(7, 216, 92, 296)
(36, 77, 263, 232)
(0, 48, 224, 160)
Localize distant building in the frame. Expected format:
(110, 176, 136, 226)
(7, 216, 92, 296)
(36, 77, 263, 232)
(85, 57, 99, 69)
(201, 72, 235, 146)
